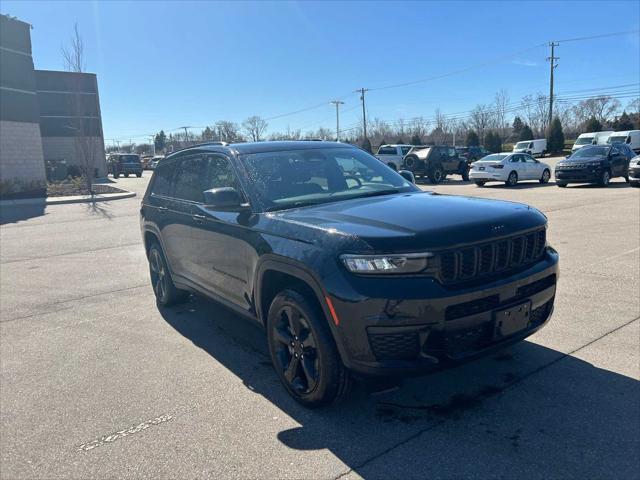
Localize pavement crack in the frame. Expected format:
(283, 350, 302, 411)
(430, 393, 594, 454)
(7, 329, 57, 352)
(332, 314, 640, 480)
(1, 241, 143, 265)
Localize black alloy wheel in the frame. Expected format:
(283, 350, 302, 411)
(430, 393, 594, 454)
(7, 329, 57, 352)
(272, 304, 320, 395)
(148, 243, 189, 306)
(267, 289, 351, 407)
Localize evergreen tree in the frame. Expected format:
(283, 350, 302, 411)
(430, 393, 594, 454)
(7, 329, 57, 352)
(584, 117, 602, 133)
(512, 116, 524, 134)
(519, 125, 534, 141)
(612, 111, 634, 131)
(466, 130, 480, 147)
(154, 130, 166, 152)
(546, 117, 565, 153)
(485, 131, 502, 153)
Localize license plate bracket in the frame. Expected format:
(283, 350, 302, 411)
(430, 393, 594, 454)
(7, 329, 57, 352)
(493, 301, 531, 339)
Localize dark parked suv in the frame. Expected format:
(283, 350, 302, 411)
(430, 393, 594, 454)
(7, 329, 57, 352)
(141, 141, 558, 407)
(555, 144, 634, 187)
(403, 145, 470, 183)
(108, 153, 143, 178)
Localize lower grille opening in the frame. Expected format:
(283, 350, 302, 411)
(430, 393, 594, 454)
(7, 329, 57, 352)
(517, 274, 556, 298)
(368, 331, 420, 360)
(445, 295, 500, 321)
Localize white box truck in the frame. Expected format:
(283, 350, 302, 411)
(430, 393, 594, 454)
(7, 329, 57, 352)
(607, 130, 640, 153)
(513, 139, 547, 157)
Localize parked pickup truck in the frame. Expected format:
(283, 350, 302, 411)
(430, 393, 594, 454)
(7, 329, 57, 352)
(375, 144, 414, 170)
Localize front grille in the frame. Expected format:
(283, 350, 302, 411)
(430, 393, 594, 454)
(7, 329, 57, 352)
(445, 295, 500, 321)
(436, 228, 546, 286)
(368, 331, 420, 360)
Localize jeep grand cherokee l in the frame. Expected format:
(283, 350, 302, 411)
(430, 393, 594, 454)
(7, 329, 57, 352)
(141, 141, 558, 407)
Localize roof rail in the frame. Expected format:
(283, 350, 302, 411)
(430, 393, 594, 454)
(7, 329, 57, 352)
(167, 141, 229, 156)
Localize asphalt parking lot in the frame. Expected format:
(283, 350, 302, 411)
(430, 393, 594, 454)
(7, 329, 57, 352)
(1, 156, 639, 479)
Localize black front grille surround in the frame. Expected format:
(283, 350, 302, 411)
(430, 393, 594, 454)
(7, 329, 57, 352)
(437, 228, 546, 285)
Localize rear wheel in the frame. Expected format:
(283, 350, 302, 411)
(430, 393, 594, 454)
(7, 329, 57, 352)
(136, 172, 142, 178)
(505, 171, 518, 187)
(540, 169, 551, 184)
(148, 243, 189, 306)
(267, 289, 351, 408)
(598, 170, 611, 187)
(428, 163, 445, 184)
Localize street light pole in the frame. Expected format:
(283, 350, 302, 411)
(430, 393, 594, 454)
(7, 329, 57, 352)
(330, 100, 345, 141)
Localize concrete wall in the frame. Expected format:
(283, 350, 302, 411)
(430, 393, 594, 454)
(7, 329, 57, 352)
(0, 120, 46, 185)
(41, 136, 106, 177)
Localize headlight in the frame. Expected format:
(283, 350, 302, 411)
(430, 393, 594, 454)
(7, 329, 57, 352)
(340, 253, 432, 274)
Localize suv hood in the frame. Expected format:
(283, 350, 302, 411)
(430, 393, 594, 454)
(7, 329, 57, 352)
(265, 191, 546, 252)
(560, 155, 606, 164)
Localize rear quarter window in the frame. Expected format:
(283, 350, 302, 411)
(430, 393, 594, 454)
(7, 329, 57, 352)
(377, 147, 397, 155)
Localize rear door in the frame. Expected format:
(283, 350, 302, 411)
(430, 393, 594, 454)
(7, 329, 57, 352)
(609, 147, 625, 177)
(164, 154, 208, 282)
(522, 154, 541, 179)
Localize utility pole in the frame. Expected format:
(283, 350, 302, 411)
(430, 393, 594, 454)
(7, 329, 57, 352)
(330, 100, 345, 141)
(355, 88, 369, 140)
(149, 136, 155, 155)
(547, 42, 559, 128)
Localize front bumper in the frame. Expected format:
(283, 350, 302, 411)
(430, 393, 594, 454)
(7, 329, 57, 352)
(326, 248, 559, 377)
(555, 167, 601, 183)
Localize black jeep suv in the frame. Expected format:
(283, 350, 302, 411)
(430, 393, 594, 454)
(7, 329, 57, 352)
(403, 145, 470, 183)
(108, 153, 143, 178)
(141, 141, 558, 407)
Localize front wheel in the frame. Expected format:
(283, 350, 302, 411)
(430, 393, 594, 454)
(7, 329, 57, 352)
(475, 181, 485, 187)
(540, 169, 551, 184)
(459, 162, 470, 181)
(267, 289, 351, 408)
(505, 171, 518, 187)
(598, 170, 611, 187)
(557, 182, 567, 188)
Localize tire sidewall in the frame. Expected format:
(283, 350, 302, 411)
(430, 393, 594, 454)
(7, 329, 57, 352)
(266, 289, 346, 408)
(507, 171, 518, 186)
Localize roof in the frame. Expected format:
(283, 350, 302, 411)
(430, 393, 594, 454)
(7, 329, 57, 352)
(167, 140, 356, 158)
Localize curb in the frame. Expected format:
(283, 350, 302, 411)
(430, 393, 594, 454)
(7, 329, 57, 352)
(0, 191, 136, 207)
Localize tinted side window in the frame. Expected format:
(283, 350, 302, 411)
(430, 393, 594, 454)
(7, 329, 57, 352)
(151, 163, 174, 197)
(204, 155, 240, 191)
(174, 156, 207, 202)
(400, 147, 411, 155)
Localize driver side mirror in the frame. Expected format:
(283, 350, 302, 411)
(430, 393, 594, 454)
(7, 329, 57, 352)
(203, 187, 246, 210)
(398, 169, 416, 183)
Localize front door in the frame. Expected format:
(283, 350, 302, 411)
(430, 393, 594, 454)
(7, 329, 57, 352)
(190, 154, 256, 311)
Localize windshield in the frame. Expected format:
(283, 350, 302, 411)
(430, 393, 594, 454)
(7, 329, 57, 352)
(377, 147, 397, 155)
(571, 145, 609, 158)
(514, 141, 530, 149)
(241, 147, 417, 211)
(479, 154, 508, 162)
(607, 136, 627, 144)
(575, 137, 595, 145)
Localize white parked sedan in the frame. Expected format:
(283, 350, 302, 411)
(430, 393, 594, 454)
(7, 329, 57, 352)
(469, 153, 551, 187)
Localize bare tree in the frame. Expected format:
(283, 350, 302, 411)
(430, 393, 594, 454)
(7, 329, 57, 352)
(61, 22, 85, 72)
(409, 116, 430, 140)
(431, 108, 449, 144)
(578, 96, 622, 124)
(469, 104, 491, 144)
(215, 120, 243, 142)
(242, 116, 268, 142)
(494, 89, 510, 140)
(61, 22, 101, 194)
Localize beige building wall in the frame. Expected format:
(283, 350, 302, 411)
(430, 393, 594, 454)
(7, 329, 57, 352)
(0, 119, 46, 187)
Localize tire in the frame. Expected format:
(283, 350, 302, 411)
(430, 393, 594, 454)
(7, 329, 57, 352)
(147, 243, 189, 306)
(505, 170, 518, 187)
(557, 182, 567, 188)
(124, 173, 130, 178)
(623, 174, 629, 183)
(113, 171, 119, 179)
(475, 181, 485, 187)
(428, 163, 445, 184)
(387, 162, 397, 171)
(540, 169, 551, 184)
(630, 181, 640, 188)
(598, 170, 611, 187)
(267, 289, 351, 408)
(404, 154, 418, 169)
(459, 162, 470, 181)
(136, 172, 142, 178)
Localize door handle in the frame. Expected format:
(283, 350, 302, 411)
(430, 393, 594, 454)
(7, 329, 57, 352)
(192, 214, 206, 224)
(158, 206, 168, 214)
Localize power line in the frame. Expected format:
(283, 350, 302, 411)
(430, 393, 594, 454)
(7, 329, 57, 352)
(553, 29, 640, 44)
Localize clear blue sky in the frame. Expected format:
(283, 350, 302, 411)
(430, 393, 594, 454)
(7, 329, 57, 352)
(3, 1, 639, 143)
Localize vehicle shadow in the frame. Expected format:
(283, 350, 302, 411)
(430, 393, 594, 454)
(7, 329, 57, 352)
(0, 200, 46, 225)
(158, 294, 639, 479)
